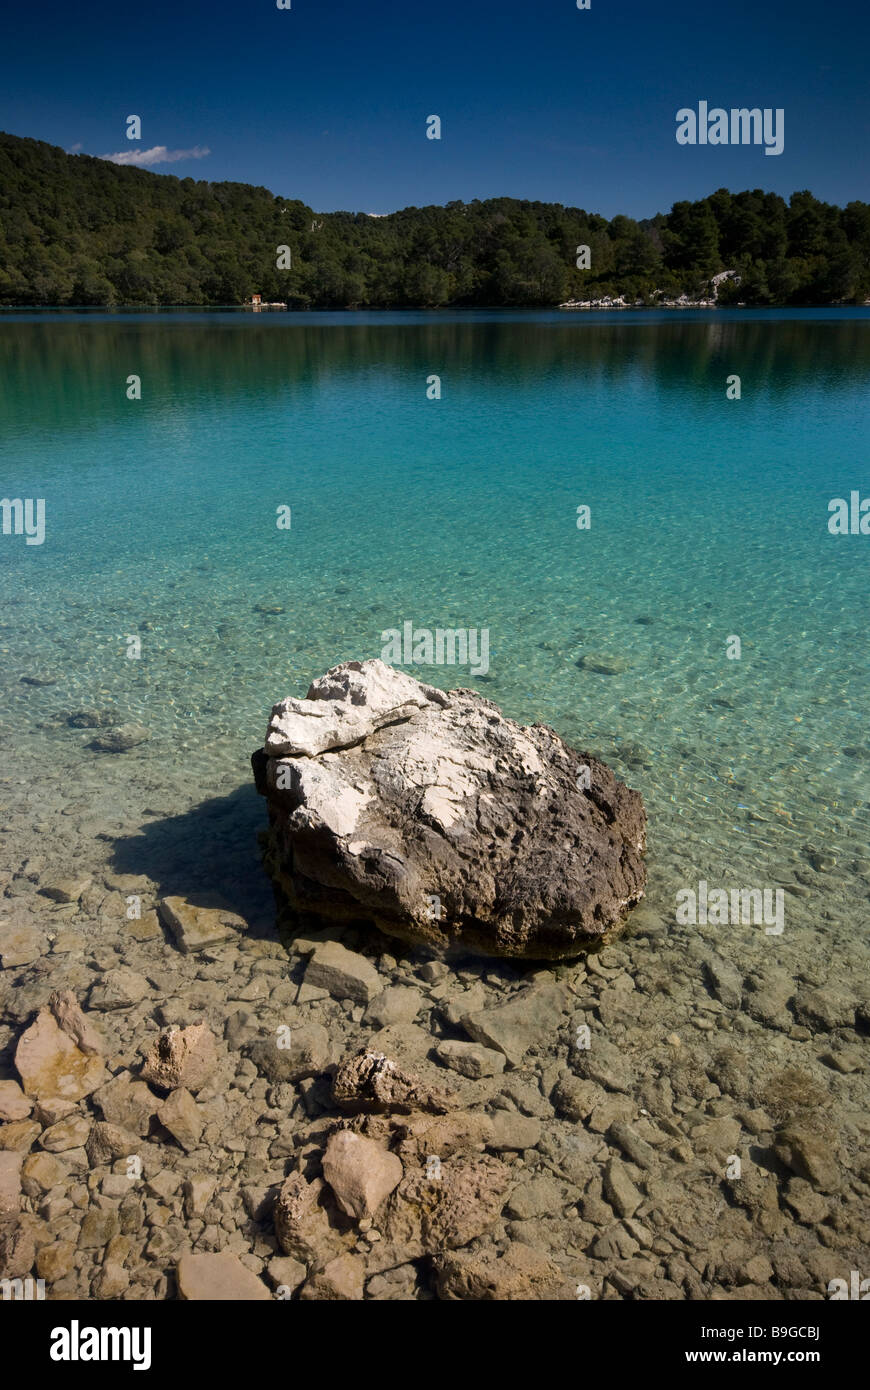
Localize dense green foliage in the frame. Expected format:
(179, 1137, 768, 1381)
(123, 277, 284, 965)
(1, 132, 868, 307)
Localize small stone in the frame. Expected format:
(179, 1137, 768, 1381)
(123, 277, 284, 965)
(146, 1169, 183, 1201)
(267, 1256, 306, 1295)
(792, 987, 855, 1033)
(40, 1116, 92, 1152)
(0, 1221, 36, 1278)
(141, 1022, 218, 1093)
(0, 1120, 40, 1151)
(703, 954, 743, 1009)
(48, 991, 103, 1055)
(577, 651, 630, 675)
(505, 1176, 564, 1220)
(366, 987, 423, 1028)
(299, 1252, 365, 1301)
(249, 1023, 329, 1084)
(322, 1129, 403, 1221)
(0, 925, 45, 968)
(177, 1251, 271, 1301)
(88, 966, 149, 1011)
(435, 1040, 506, 1080)
(774, 1124, 840, 1192)
(20, 1151, 67, 1195)
(85, 1122, 140, 1166)
(156, 1088, 204, 1152)
(33, 1098, 78, 1126)
(93, 1073, 159, 1137)
(305, 941, 380, 1005)
(603, 1156, 642, 1218)
(37, 1240, 76, 1282)
(78, 1207, 120, 1248)
(0, 1081, 33, 1122)
(93, 1262, 130, 1297)
(551, 1074, 603, 1121)
(88, 724, 149, 753)
(182, 1175, 216, 1218)
(0, 1150, 23, 1217)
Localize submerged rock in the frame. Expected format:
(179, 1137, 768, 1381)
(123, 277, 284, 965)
(253, 659, 646, 959)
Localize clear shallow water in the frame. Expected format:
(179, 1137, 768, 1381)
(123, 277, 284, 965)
(1, 309, 868, 947)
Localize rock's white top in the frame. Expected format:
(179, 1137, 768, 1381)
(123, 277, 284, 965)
(265, 659, 449, 757)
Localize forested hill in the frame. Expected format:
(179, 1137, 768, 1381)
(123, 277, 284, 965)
(1, 131, 868, 308)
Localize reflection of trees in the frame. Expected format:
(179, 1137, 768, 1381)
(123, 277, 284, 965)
(0, 316, 868, 437)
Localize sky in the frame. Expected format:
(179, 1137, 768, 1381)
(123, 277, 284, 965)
(2, 0, 869, 219)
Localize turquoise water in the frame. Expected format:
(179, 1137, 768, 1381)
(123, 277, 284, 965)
(1, 309, 869, 946)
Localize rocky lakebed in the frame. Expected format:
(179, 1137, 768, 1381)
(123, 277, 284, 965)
(0, 661, 867, 1301)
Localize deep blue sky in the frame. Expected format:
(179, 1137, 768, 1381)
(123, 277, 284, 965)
(4, 0, 868, 218)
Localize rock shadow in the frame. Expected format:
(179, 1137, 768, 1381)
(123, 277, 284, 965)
(109, 781, 276, 939)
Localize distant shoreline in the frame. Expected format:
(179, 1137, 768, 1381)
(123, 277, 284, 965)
(1, 302, 868, 313)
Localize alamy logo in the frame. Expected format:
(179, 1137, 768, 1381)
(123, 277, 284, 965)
(381, 622, 489, 677)
(1, 497, 45, 545)
(676, 880, 784, 935)
(50, 1320, 151, 1370)
(1, 1277, 45, 1300)
(828, 491, 870, 534)
(828, 1270, 870, 1299)
(676, 102, 784, 156)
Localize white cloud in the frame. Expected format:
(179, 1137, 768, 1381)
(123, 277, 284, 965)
(67, 142, 83, 154)
(99, 144, 211, 168)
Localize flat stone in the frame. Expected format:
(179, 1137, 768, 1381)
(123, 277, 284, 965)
(576, 651, 631, 675)
(85, 1122, 140, 1166)
(0, 925, 46, 968)
(486, 1111, 542, 1152)
(78, 1207, 120, 1248)
(461, 984, 562, 1068)
(39, 875, 92, 903)
(14, 1011, 106, 1100)
(20, 1151, 67, 1195)
(177, 1251, 271, 1301)
(37, 1239, 76, 1281)
(703, 953, 744, 1009)
(158, 896, 246, 954)
(505, 1175, 564, 1220)
(435, 1040, 506, 1080)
